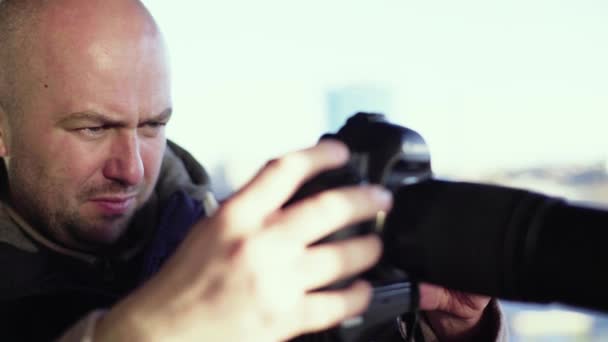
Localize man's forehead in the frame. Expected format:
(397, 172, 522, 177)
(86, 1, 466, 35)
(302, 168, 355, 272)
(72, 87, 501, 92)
(10, 0, 172, 124)
(58, 108, 173, 126)
(7, 0, 165, 83)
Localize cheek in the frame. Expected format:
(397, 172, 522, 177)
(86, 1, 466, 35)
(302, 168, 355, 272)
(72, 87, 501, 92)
(15, 134, 105, 196)
(11, 123, 100, 173)
(141, 139, 166, 184)
(51, 142, 104, 184)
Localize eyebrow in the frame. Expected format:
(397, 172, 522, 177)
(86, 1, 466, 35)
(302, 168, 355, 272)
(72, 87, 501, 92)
(60, 108, 173, 126)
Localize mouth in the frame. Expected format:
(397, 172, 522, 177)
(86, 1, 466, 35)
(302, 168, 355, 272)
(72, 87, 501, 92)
(89, 195, 137, 216)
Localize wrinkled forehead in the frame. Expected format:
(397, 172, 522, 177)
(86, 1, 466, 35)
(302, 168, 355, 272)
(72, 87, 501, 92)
(18, 0, 171, 118)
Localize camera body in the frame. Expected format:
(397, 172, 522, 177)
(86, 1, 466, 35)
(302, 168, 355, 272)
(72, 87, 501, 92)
(289, 113, 433, 341)
(292, 112, 432, 235)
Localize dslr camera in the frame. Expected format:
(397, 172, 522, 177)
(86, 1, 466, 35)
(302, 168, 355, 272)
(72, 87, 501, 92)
(289, 112, 432, 341)
(293, 112, 608, 341)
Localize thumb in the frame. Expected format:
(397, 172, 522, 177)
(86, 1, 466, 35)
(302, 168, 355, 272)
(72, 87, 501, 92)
(418, 282, 450, 311)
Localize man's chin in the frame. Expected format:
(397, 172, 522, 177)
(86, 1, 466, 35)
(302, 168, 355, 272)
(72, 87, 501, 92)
(69, 215, 133, 249)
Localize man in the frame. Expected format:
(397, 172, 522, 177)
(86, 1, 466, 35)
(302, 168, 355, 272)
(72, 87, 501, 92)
(0, 0, 505, 340)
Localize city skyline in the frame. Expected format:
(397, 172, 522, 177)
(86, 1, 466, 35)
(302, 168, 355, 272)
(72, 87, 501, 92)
(143, 0, 608, 177)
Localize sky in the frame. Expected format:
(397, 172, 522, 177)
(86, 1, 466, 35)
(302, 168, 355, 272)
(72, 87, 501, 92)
(142, 0, 608, 187)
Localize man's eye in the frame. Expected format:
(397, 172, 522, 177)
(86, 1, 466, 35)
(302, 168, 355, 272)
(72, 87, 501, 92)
(78, 126, 107, 137)
(146, 122, 167, 128)
(139, 122, 167, 137)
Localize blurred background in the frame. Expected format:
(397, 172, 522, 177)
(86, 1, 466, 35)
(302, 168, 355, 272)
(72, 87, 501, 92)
(143, 1, 608, 340)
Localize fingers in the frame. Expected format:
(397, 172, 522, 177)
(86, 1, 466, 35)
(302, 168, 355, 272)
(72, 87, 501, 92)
(419, 282, 491, 318)
(220, 140, 350, 234)
(274, 185, 392, 245)
(298, 235, 382, 291)
(419, 283, 492, 339)
(418, 282, 450, 311)
(288, 280, 373, 338)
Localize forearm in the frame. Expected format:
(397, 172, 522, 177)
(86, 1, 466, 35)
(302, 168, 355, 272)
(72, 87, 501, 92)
(57, 306, 157, 342)
(56, 310, 107, 342)
(57, 297, 151, 342)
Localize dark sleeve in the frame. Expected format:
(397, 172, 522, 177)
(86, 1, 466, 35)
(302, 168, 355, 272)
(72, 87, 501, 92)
(0, 243, 106, 340)
(0, 291, 115, 341)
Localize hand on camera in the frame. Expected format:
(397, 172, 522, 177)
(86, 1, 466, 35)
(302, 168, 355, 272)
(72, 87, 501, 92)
(95, 140, 392, 342)
(419, 282, 492, 341)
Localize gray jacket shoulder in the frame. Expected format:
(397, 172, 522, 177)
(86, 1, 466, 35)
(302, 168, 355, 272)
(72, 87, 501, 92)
(0, 206, 38, 253)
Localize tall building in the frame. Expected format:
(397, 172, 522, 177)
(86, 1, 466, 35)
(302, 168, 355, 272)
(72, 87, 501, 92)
(326, 84, 393, 132)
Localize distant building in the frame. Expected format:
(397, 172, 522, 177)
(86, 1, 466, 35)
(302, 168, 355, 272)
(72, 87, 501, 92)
(326, 84, 393, 132)
(481, 161, 608, 207)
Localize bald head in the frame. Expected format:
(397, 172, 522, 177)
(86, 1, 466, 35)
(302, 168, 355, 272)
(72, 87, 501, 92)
(0, 0, 166, 132)
(0, 0, 172, 250)
(0, 0, 37, 125)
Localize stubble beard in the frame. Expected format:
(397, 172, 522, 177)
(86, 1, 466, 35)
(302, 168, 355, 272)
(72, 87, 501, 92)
(8, 162, 143, 251)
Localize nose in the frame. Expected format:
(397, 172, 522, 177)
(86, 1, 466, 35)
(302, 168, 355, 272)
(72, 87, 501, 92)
(103, 131, 144, 186)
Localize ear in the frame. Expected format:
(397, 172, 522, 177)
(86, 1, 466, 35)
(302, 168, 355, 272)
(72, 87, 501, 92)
(0, 106, 9, 157)
(0, 136, 7, 157)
